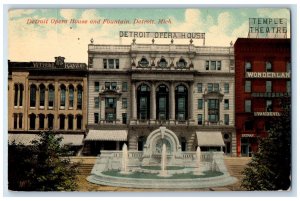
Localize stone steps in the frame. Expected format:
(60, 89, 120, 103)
(78, 163, 94, 175)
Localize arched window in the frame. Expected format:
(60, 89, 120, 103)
(59, 114, 65, 130)
(138, 136, 146, 151)
(176, 58, 187, 68)
(158, 57, 168, 68)
(19, 84, 23, 107)
(69, 85, 74, 108)
(47, 114, 54, 129)
(175, 85, 188, 121)
(60, 85, 66, 107)
(48, 84, 55, 108)
(181, 137, 186, 151)
(13, 113, 18, 129)
(29, 113, 36, 130)
(39, 84, 45, 107)
(77, 85, 83, 109)
(76, 115, 82, 130)
(14, 84, 18, 106)
(156, 84, 169, 120)
(137, 84, 150, 120)
(138, 57, 149, 67)
(68, 114, 74, 130)
(30, 84, 37, 107)
(39, 114, 45, 129)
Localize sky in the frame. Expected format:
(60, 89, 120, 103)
(8, 8, 291, 63)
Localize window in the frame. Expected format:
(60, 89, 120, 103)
(245, 62, 252, 72)
(206, 61, 221, 70)
(224, 99, 229, 110)
(198, 99, 203, 109)
(122, 113, 127, 124)
(211, 61, 216, 70)
(177, 58, 187, 68)
(287, 81, 291, 93)
(68, 115, 73, 130)
(245, 120, 253, 130)
(197, 114, 203, 125)
(30, 85, 37, 107)
(108, 59, 114, 69)
(197, 83, 202, 93)
(39, 84, 45, 107)
(122, 82, 128, 92)
(266, 81, 272, 93)
(48, 114, 54, 129)
(266, 100, 273, 112)
(105, 82, 117, 91)
(208, 99, 219, 123)
(59, 115, 65, 130)
(103, 59, 107, 69)
(39, 114, 45, 129)
(94, 113, 99, 124)
(207, 83, 219, 92)
(224, 83, 229, 93)
(266, 61, 272, 72)
(245, 100, 252, 112)
(138, 57, 149, 67)
(18, 113, 22, 129)
(29, 114, 36, 130)
(69, 85, 74, 108)
(14, 84, 18, 106)
(94, 82, 100, 92)
(224, 114, 229, 125)
(245, 81, 251, 92)
(106, 98, 116, 108)
(217, 61, 221, 70)
(77, 115, 82, 129)
(115, 59, 119, 69)
(230, 59, 234, 66)
(158, 57, 168, 68)
(60, 85, 66, 107)
(94, 97, 99, 108)
(77, 85, 82, 109)
(205, 61, 209, 70)
(122, 98, 128, 109)
(286, 62, 291, 72)
(13, 113, 18, 129)
(48, 85, 54, 108)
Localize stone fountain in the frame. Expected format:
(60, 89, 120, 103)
(87, 126, 237, 189)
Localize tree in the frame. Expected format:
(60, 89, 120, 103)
(8, 131, 79, 191)
(241, 97, 291, 190)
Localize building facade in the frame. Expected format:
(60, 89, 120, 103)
(234, 38, 291, 157)
(84, 39, 236, 156)
(8, 57, 88, 153)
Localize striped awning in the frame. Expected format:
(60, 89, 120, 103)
(8, 134, 40, 145)
(8, 134, 84, 146)
(196, 131, 225, 146)
(85, 130, 128, 141)
(59, 134, 84, 146)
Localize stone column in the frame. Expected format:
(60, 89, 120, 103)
(150, 82, 156, 124)
(65, 115, 68, 130)
(188, 82, 195, 125)
(35, 115, 39, 130)
(131, 82, 137, 123)
(169, 82, 175, 124)
(73, 116, 76, 130)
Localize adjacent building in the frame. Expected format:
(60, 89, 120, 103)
(234, 38, 291, 157)
(84, 39, 236, 156)
(8, 57, 88, 154)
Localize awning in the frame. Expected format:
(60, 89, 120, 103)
(59, 134, 84, 146)
(85, 130, 128, 141)
(196, 131, 225, 146)
(8, 134, 84, 146)
(8, 134, 40, 145)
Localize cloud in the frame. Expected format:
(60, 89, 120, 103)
(9, 9, 35, 19)
(60, 9, 77, 20)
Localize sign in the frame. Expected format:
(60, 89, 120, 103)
(119, 31, 205, 39)
(242, 134, 255, 138)
(248, 18, 287, 38)
(254, 112, 281, 116)
(246, 72, 290, 79)
(33, 62, 86, 69)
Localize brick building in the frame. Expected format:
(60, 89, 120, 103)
(234, 38, 291, 157)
